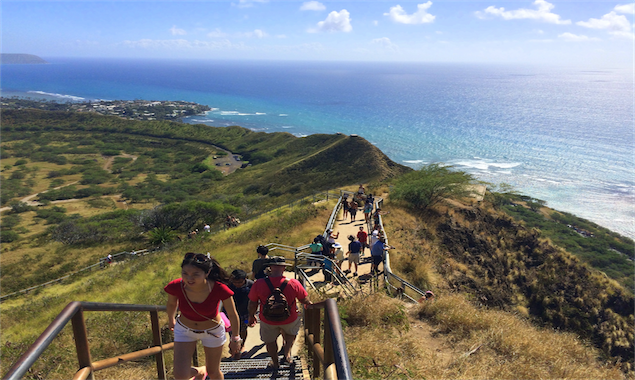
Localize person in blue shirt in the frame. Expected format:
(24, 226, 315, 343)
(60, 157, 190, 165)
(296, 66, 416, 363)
(228, 269, 254, 359)
(370, 237, 393, 274)
(346, 235, 362, 276)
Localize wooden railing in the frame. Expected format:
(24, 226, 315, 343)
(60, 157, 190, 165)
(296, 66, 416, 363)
(304, 299, 353, 380)
(2, 302, 172, 380)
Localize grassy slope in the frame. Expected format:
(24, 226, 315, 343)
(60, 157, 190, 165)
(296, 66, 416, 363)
(0, 109, 409, 295)
(383, 196, 634, 374)
(1, 202, 333, 379)
(2, 109, 633, 378)
(2, 199, 627, 380)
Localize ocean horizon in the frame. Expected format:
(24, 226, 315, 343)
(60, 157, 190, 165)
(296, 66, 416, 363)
(2, 57, 633, 239)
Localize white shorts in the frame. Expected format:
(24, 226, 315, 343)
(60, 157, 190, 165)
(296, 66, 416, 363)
(174, 317, 227, 348)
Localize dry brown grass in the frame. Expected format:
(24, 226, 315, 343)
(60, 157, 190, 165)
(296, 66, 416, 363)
(416, 293, 624, 380)
(350, 200, 628, 380)
(342, 291, 625, 380)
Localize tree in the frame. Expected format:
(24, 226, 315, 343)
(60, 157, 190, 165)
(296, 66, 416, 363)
(391, 163, 475, 211)
(9, 201, 33, 214)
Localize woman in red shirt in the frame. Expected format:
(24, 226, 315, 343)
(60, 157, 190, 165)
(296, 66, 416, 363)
(165, 253, 241, 380)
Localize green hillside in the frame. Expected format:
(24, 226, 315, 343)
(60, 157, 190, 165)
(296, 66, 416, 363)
(1, 108, 633, 379)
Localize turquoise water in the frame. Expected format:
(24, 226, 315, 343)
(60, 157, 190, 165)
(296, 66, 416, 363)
(2, 58, 633, 238)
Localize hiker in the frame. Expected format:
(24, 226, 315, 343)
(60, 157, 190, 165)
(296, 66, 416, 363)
(346, 235, 362, 276)
(371, 237, 393, 274)
(323, 243, 336, 283)
(332, 242, 345, 284)
(363, 198, 373, 223)
(349, 199, 358, 222)
(341, 194, 350, 220)
(250, 245, 270, 280)
(418, 291, 436, 303)
(248, 257, 313, 369)
(165, 253, 242, 380)
(203, 223, 211, 233)
(357, 226, 368, 255)
(227, 269, 254, 359)
(308, 236, 323, 267)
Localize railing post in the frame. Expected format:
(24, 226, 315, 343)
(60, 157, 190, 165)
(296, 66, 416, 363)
(150, 311, 167, 380)
(71, 308, 94, 380)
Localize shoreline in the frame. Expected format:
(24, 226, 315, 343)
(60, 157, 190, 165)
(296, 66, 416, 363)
(2, 94, 633, 240)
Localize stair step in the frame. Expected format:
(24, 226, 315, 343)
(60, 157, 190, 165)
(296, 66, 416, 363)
(221, 356, 304, 380)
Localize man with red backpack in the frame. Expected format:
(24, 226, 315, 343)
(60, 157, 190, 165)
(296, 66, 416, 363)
(247, 256, 312, 369)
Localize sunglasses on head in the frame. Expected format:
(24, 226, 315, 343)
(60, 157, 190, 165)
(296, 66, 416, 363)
(184, 253, 210, 263)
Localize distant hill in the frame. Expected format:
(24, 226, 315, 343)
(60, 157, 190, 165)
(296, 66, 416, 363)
(0, 54, 48, 64)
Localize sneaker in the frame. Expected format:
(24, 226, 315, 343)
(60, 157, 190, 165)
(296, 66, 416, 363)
(353, 272, 358, 277)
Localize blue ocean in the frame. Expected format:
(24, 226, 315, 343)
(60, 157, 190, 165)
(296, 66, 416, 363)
(2, 58, 633, 238)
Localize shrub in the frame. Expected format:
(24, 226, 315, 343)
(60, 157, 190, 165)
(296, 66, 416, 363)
(13, 159, 28, 166)
(1, 214, 22, 230)
(9, 201, 33, 214)
(148, 226, 178, 245)
(1, 230, 20, 243)
(391, 164, 475, 211)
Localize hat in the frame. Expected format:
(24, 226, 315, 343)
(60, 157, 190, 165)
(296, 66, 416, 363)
(266, 256, 293, 267)
(372, 230, 379, 236)
(333, 243, 342, 249)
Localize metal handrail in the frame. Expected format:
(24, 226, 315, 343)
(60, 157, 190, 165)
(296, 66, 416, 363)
(3, 302, 171, 380)
(0, 249, 151, 301)
(373, 199, 426, 302)
(304, 299, 353, 380)
(294, 253, 357, 297)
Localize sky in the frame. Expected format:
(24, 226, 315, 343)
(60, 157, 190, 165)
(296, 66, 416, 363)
(2, 0, 634, 67)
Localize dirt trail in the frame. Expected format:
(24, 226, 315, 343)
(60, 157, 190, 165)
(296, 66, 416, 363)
(102, 153, 138, 172)
(0, 181, 80, 213)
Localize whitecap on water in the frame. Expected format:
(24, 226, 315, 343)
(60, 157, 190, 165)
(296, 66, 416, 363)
(28, 90, 85, 102)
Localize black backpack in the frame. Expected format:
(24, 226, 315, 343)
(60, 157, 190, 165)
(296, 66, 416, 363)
(262, 278, 290, 322)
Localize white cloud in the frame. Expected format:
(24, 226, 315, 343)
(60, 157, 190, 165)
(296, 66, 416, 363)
(120, 39, 238, 50)
(311, 9, 352, 33)
(384, 2, 435, 24)
(476, 0, 571, 25)
(614, 3, 635, 14)
(577, 10, 633, 39)
(170, 26, 187, 36)
(207, 28, 227, 38)
(236, 0, 268, 8)
(300, 1, 325, 11)
(252, 29, 267, 38)
(371, 37, 399, 51)
(558, 32, 600, 42)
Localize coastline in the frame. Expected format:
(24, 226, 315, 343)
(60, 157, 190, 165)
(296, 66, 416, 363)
(2, 60, 633, 240)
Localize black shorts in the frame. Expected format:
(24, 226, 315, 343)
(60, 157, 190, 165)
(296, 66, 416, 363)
(372, 255, 383, 266)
